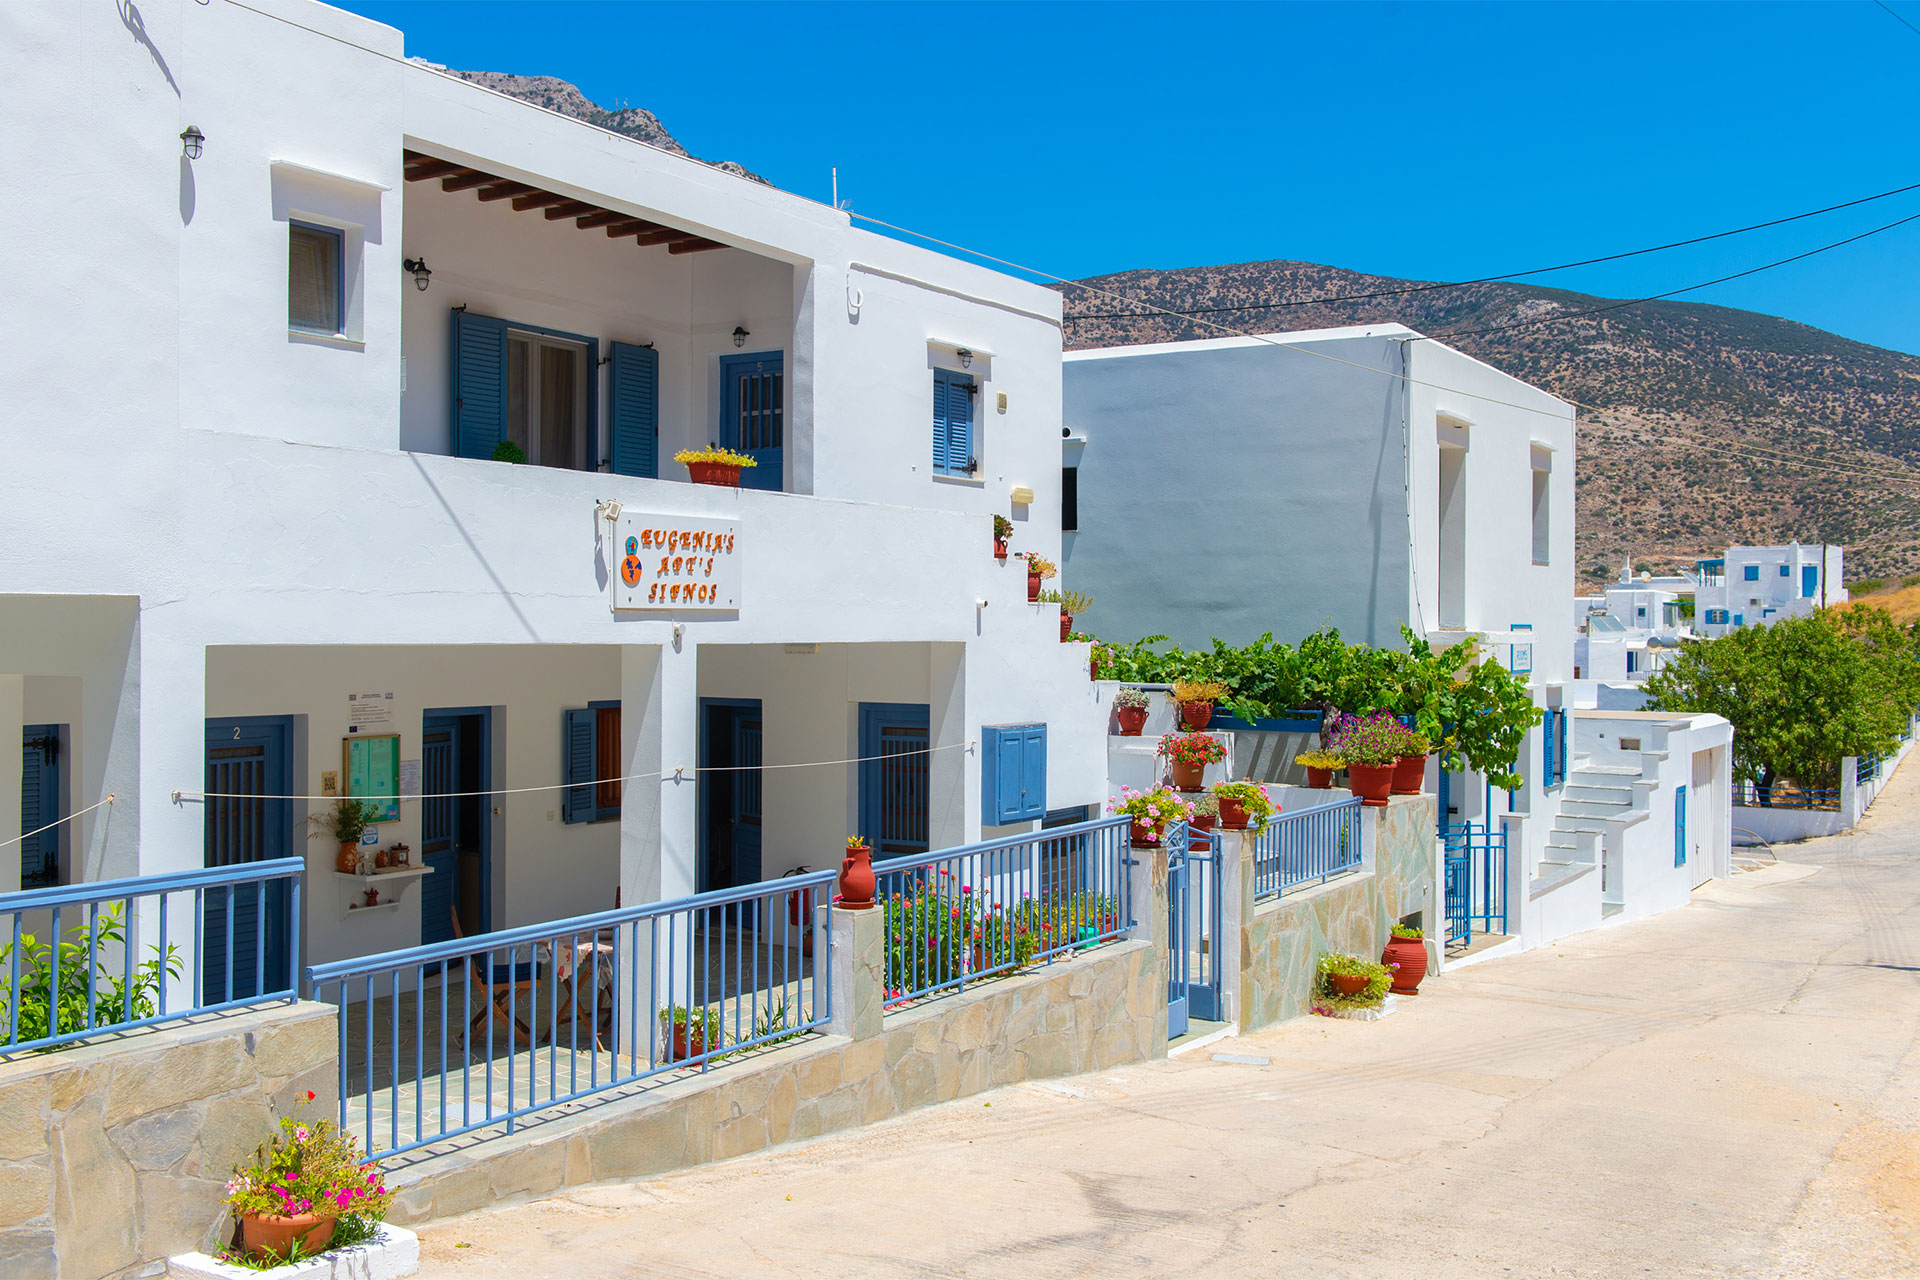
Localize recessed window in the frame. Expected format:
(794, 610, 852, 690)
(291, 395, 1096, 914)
(288, 221, 344, 335)
(1530, 466, 1550, 564)
(1062, 466, 1079, 532)
(507, 333, 590, 470)
(1743, 564, 1760, 582)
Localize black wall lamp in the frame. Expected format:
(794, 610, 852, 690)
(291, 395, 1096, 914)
(403, 258, 432, 292)
(957, 348, 974, 369)
(732, 326, 749, 348)
(179, 125, 205, 160)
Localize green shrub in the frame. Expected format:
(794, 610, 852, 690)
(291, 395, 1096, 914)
(0, 905, 178, 1048)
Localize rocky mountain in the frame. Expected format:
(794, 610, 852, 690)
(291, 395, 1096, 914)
(446, 70, 766, 185)
(1057, 262, 1920, 587)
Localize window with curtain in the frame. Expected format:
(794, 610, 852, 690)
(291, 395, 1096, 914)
(506, 333, 588, 469)
(288, 222, 342, 334)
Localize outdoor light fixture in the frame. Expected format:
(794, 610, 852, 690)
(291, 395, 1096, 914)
(957, 348, 973, 369)
(403, 258, 433, 292)
(732, 326, 749, 348)
(179, 125, 205, 160)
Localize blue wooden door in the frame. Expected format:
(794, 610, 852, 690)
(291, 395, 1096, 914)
(731, 717, 764, 890)
(19, 725, 61, 889)
(203, 718, 292, 1005)
(1802, 565, 1819, 599)
(859, 705, 930, 857)
(420, 718, 458, 944)
(720, 352, 783, 491)
(1674, 785, 1688, 867)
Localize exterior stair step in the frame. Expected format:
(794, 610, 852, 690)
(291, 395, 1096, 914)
(1577, 765, 1642, 778)
(1564, 784, 1634, 803)
(1559, 799, 1632, 819)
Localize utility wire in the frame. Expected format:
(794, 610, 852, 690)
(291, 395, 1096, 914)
(1062, 179, 1920, 321)
(0, 795, 114, 851)
(1877, 0, 1920, 39)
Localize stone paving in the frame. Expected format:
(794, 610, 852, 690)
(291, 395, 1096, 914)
(411, 763, 1920, 1279)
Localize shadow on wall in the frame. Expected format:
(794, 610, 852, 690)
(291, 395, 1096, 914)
(119, 1, 180, 96)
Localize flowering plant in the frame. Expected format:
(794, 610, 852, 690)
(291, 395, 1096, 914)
(1390, 923, 1424, 940)
(1169, 678, 1227, 705)
(1155, 732, 1226, 767)
(1325, 711, 1419, 768)
(846, 834, 870, 851)
(1210, 780, 1278, 833)
(1113, 688, 1152, 711)
(1185, 789, 1220, 819)
(1316, 951, 1392, 1007)
(1018, 552, 1058, 580)
(673, 446, 758, 468)
(993, 514, 1014, 541)
(882, 869, 972, 1001)
(225, 1093, 391, 1245)
(1108, 784, 1188, 840)
(1295, 749, 1343, 771)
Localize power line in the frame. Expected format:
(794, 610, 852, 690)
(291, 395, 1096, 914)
(1061, 179, 1920, 322)
(1877, 0, 1920, 39)
(1427, 209, 1920, 340)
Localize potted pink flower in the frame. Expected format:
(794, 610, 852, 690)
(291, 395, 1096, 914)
(1108, 784, 1187, 847)
(223, 1092, 393, 1264)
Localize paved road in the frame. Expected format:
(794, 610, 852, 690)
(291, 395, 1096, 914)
(414, 768, 1920, 1278)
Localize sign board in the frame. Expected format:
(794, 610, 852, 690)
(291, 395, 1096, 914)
(346, 691, 395, 734)
(611, 514, 741, 611)
(343, 733, 401, 823)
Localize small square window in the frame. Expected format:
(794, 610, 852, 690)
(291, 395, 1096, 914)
(1779, 564, 1790, 577)
(1743, 565, 1760, 581)
(288, 221, 343, 335)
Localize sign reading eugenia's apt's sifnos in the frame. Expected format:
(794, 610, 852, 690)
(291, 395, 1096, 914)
(611, 513, 741, 611)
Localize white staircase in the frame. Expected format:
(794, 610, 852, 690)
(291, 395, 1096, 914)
(1537, 761, 1652, 899)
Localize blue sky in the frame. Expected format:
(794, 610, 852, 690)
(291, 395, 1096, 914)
(337, 1, 1920, 355)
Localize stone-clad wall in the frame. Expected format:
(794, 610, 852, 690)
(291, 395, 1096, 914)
(0, 1001, 338, 1279)
(386, 936, 1163, 1224)
(1234, 796, 1438, 1029)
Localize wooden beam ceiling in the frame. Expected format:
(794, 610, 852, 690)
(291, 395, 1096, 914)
(401, 149, 726, 254)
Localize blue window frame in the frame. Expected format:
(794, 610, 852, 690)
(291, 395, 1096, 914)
(1743, 564, 1760, 581)
(982, 722, 1046, 825)
(1626, 651, 1639, 674)
(1802, 565, 1819, 598)
(562, 701, 621, 824)
(933, 368, 976, 478)
(1734, 613, 1744, 626)
(1779, 564, 1790, 577)
(288, 220, 345, 335)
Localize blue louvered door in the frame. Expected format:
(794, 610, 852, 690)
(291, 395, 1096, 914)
(19, 726, 61, 889)
(720, 352, 782, 491)
(731, 717, 763, 892)
(451, 310, 509, 460)
(202, 718, 291, 1005)
(859, 704, 930, 857)
(420, 719, 458, 944)
(932, 368, 975, 477)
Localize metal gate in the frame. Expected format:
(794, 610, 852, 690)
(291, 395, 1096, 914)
(1442, 821, 1509, 946)
(1164, 822, 1223, 1038)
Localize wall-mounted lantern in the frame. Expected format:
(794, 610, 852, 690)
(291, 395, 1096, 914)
(403, 258, 433, 292)
(732, 326, 750, 349)
(179, 125, 205, 160)
(957, 348, 973, 369)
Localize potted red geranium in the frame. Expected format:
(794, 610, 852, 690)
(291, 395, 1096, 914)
(1209, 780, 1277, 833)
(1109, 784, 1186, 847)
(993, 514, 1013, 559)
(1157, 731, 1225, 792)
(1020, 552, 1057, 602)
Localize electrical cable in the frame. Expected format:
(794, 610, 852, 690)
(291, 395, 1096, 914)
(180, 740, 974, 803)
(1062, 179, 1920, 321)
(0, 795, 116, 851)
(1877, 0, 1920, 39)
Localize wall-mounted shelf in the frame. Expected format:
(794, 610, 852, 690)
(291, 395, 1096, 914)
(334, 865, 431, 918)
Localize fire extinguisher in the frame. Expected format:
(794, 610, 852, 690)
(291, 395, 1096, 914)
(783, 866, 815, 957)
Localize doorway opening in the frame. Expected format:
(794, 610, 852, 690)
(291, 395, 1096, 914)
(202, 716, 294, 1003)
(421, 707, 491, 945)
(700, 699, 765, 896)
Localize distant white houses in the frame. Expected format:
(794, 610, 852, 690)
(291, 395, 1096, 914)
(1694, 543, 1846, 636)
(1572, 560, 1693, 705)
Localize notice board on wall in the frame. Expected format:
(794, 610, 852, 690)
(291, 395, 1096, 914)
(342, 733, 401, 823)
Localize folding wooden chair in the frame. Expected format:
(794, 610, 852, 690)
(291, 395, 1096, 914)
(451, 907, 538, 1051)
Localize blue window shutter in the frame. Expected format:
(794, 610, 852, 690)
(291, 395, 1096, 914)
(19, 728, 58, 888)
(994, 729, 1023, 824)
(947, 372, 974, 475)
(561, 709, 596, 824)
(1674, 785, 1687, 866)
(1542, 709, 1555, 787)
(1743, 565, 1759, 581)
(1555, 707, 1568, 786)
(1021, 726, 1047, 820)
(1779, 564, 1790, 576)
(609, 342, 659, 478)
(451, 310, 509, 460)
(1734, 613, 1744, 627)
(932, 372, 952, 475)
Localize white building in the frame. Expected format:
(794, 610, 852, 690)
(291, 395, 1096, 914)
(2, 0, 1099, 984)
(1694, 544, 1846, 636)
(1062, 325, 1731, 957)
(1571, 561, 1694, 703)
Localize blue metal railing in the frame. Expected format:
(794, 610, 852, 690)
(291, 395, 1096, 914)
(1168, 823, 1224, 1029)
(1734, 781, 1841, 811)
(1252, 798, 1364, 902)
(306, 871, 833, 1161)
(871, 815, 1133, 1009)
(0, 858, 304, 1055)
(1442, 822, 1508, 944)
(1857, 755, 1882, 784)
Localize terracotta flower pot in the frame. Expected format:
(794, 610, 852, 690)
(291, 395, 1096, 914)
(1129, 819, 1161, 847)
(1306, 766, 1334, 789)
(1217, 796, 1249, 829)
(241, 1211, 336, 1262)
(1391, 753, 1427, 796)
(1060, 612, 1073, 641)
(660, 1020, 711, 1062)
(1027, 572, 1042, 602)
(1328, 972, 1368, 997)
(838, 842, 876, 909)
(687, 461, 743, 487)
(1188, 813, 1216, 848)
(1383, 936, 1428, 994)
(1348, 762, 1395, 808)
(993, 538, 1008, 560)
(335, 842, 359, 874)
(1168, 759, 1204, 792)
(1179, 701, 1214, 730)
(1115, 706, 1148, 736)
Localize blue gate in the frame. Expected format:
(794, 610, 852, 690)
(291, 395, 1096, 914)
(1442, 821, 1509, 946)
(1164, 823, 1223, 1037)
